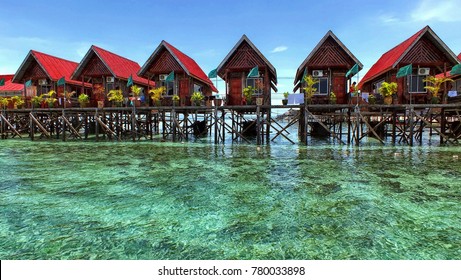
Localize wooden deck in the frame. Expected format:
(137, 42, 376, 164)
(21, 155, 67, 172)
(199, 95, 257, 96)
(1, 104, 460, 146)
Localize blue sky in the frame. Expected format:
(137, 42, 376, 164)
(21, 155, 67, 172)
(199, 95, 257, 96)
(1, 0, 460, 94)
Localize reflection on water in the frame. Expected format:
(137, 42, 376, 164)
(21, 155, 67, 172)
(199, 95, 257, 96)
(0, 140, 460, 259)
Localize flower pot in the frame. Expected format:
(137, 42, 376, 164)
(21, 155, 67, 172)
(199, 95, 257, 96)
(383, 96, 392, 105)
(79, 103, 88, 108)
(194, 101, 201, 106)
(256, 97, 263, 106)
(214, 99, 222, 106)
(173, 101, 179, 107)
(282, 99, 288, 105)
(97, 101, 104, 108)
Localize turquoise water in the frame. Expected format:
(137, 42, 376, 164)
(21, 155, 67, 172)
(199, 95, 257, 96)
(0, 140, 460, 260)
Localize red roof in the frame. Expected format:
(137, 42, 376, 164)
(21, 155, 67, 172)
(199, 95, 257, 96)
(12, 50, 84, 86)
(139, 41, 218, 92)
(359, 27, 426, 88)
(91, 46, 149, 86)
(0, 75, 23, 92)
(32, 50, 82, 85)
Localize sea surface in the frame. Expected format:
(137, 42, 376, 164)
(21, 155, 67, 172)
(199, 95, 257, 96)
(0, 140, 460, 259)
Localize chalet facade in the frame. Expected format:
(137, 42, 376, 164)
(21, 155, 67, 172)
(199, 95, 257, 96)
(12, 50, 88, 106)
(216, 35, 277, 106)
(359, 26, 460, 104)
(138, 41, 217, 106)
(294, 30, 362, 104)
(71, 45, 149, 106)
(0, 75, 23, 97)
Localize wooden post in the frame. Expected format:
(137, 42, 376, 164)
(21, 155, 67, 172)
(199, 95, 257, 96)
(132, 107, 136, 142)
(84, 112, 89, 140)
(441, 107, 446, 145)
(347, 107, 351, 144)
(62, 110, 67, 141)
(409, 106, 414, 146)
(256, 104, 261, 145)
(95, 110, 99, 142)
(30, 112, 35, 141)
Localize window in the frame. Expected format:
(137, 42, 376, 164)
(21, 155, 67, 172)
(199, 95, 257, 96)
(313, 77, 328, 95)
(159, 81, 175, 96)
(454, 79, 461, 94)
(409, 75, 426, 93)
(246, 78, 263, 95)
(373, 79, 385, 94)
(193, 83, 202, 93)
(39, 85, 51, 95)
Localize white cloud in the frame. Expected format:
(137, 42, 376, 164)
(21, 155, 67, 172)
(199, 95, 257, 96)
(411, 0, 461, 22)
(379, 14, 400, 24)
(271, 46, 288, 53)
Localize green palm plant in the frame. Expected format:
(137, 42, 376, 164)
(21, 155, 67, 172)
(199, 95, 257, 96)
(423, 75, 453, 104)
(190, 91, 204, 106)
(107, 89, 123, 105)
(303, 75, 319, 104)
(243, 86, 255, 104)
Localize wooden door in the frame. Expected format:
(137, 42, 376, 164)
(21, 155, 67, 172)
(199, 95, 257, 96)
(333, 76, 346, 104)
(179, 79, 190, 106)
(228, 77, 242, 105)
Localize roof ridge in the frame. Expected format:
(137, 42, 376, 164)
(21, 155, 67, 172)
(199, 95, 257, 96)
(92, 45, 141, 66)
(162, 41, 196, 62)
(31, 50, 78, 65)
(381, 26, 426, 57)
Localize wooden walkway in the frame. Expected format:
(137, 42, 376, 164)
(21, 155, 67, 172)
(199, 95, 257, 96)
(1, 104, 460, 146)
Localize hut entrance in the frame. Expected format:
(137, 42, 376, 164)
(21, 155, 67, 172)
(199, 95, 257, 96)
(333, 76, 346, 104)
(228, 77, 242, 105)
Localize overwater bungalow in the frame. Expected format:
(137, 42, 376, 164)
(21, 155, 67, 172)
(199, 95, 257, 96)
(359, 26, 460, 104)
(216, 35, 277, 106)
(138, 40, 217, 106)
(0, 75, 23, 97)
(71, 45, 149, 107)
(12, 50, 88, 107)
(293, 30, 363, 104)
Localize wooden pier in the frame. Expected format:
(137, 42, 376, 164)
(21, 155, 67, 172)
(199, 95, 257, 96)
(1, 104, 460, 146)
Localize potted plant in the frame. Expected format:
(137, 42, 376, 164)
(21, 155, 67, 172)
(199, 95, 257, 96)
(329, 91, 337, 104)
(172, 94, 180, 106)
(107, 89, 123, 107)
(78, 93, 90, 108)
(378, 82, 397, 105)
(93, 84, 105, 108)
(0, 97, 9, 110)
(424, 75, 453, 104)
(282, 92, 289, 105)
(63, 91, 75, 107)
(214, 94, 222, 106)
(149, 86, 165, 106)
(190, 91, 204, 106)
(303, 75, 319, 104)
(11, 96, 25, 109)
(44, 90, 57, 108)
(368, 93, 376, 105)
(31, 95, 43, 108)
(131, 85, 142, 106)
(243, 86, 255, 105)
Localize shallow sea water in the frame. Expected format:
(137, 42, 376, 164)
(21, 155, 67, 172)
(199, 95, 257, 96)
(0, 140, 460, 260)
